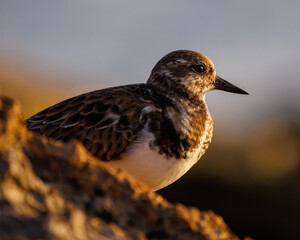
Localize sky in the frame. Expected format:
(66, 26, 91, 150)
(0, 0, 299, 130)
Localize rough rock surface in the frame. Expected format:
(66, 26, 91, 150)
(0, 96, 245, 240)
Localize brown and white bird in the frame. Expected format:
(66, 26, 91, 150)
(27, 50, 248, 191)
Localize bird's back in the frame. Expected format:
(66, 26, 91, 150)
(27, 84, 155, 160)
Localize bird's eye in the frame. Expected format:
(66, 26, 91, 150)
(192, 64, 206, 74)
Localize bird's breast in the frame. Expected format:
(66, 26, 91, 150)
(108, 114, 213, 191)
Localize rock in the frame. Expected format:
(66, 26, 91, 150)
(0, 96, 246, 240)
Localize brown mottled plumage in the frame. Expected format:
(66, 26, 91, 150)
(27, 50, 248, 190)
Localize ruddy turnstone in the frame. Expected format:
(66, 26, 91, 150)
(27, 50, 248, 190)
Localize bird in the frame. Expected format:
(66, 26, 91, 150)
(27, 50, 248, 191)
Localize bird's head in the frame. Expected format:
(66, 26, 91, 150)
(147, 50, 248, 99)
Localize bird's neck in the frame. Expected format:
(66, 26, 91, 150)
(147, 78, 205, 106)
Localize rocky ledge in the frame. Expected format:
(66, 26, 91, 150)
(0, 96, 247, 240)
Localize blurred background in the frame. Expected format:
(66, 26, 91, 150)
(0, 1, 299, 239)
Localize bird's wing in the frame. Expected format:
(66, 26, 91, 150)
(27, 84, 155, 161)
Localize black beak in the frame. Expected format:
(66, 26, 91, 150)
(213, 76, 249, 95)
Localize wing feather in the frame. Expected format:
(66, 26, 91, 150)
(27, 84, 157, 161)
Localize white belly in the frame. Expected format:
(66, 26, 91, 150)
(108, 132, 203, 191)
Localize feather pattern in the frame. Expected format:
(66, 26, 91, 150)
(27, 82, 211, 162)
(27, 84, 156, 160)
